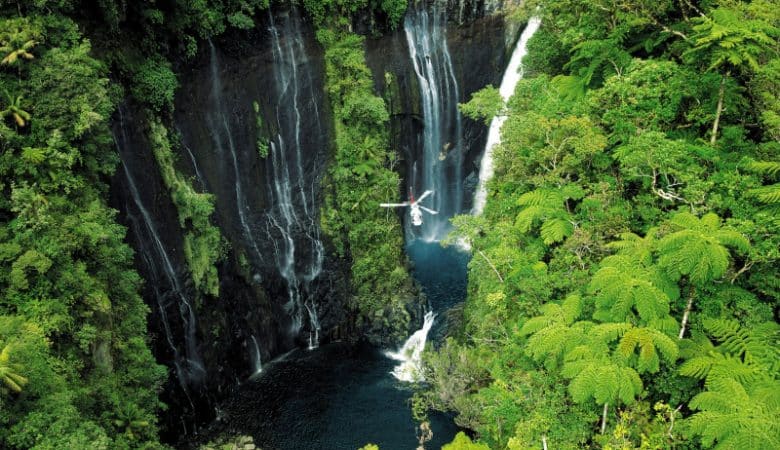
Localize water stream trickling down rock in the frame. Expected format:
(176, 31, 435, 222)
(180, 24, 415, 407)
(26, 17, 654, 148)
(109, 2, 527, 444)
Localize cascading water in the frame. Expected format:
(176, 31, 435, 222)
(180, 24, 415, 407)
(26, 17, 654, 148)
(249, 335, 263, 378)
(264, 12, 325, 348)
(404, 2, 463, 242)
(386, 311, 436, 382)
(114, 109, 205, 391)
(385, 2, 467, 380)
(206, 40, 265, 267)
(205, 28, 324, 349)
(178, 129, 208, 190)
(472, 17, 541, 215)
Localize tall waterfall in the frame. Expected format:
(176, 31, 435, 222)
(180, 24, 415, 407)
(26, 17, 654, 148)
(114, 109, 204, 390)
(206, 40, 264, 265)
(265, 12, 325, 348)
(205, 26, 325, 348)
(404, 3, 463, 241)
(472, 18, 541, 215)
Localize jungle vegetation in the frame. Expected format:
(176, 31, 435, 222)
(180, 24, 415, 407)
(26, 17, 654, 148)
(1, 0, 778, 449)
(0, 0, 412, 447)
(423, 0, 780, 449)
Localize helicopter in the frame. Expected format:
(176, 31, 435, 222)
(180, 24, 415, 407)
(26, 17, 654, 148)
(380, 189, 438, 226)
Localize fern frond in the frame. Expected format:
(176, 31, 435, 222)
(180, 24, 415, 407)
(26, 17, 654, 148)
(617, 327, 678, 373)
(714, 230, 751, 253)
(681, 355, 716, 380)
(746, 160, 780, 176)
(517, 189, 562, 207)
(561, 294, 583, 324)
(749, 184, 780, 204)
(515, 205, 544, 232)
(540, 217, 573, 244)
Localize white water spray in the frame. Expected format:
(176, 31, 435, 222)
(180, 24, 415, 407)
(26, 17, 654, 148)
(472, 18, 541, 215)
(115, 109, 204, 389)
(266, 13, 324, 347)
(404, 4, 463, 241)
(207, 40, 264, 265)
(386, 311, 436, 382)
(249, 335, 263, 378)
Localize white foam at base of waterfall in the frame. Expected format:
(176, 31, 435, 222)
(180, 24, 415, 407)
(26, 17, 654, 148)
(385, 311, 436, 382)
(472, 17, 541, 216)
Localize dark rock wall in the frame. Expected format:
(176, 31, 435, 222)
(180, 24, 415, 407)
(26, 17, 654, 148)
(365, 3, 520, 213)
(109, 0, 521, 439)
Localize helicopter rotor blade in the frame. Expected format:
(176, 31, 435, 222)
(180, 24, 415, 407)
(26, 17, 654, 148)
(416, 190, 433, 203)
(379, 202, 410, 208)
(419, 206, 439, 215)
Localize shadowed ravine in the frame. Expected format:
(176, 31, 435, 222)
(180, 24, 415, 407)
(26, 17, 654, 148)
(108, 2, 521, 443)
(192, 241, 467, 449)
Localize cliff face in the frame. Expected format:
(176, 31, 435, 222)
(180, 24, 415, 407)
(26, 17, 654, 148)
(365, 1, 519, 230)
(108, 1, 521, 438)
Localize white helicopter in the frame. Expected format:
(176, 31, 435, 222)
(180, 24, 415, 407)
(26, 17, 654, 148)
(380, 189, 438, 226)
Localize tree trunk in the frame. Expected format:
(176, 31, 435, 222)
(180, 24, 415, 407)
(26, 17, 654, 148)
(601, 403, 609, 435)
(710, 73, 727, 145)
(477, 249, 504, 283)
(679, 295, 695, 339)
(542, 435, 548, 450)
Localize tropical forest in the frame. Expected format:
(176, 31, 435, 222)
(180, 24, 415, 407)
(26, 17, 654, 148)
(0, 0, 777, 449)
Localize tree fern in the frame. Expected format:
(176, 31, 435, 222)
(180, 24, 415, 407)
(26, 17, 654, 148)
(566, 359, 643, 406)
(687, 377, 780, 449)
(746, 160, 780, 224)
(681, 318, 780, 448)
(604, 228, 658, 265)
(702, 318, 779, 376)
(616, 327, 679, 374)
(658, 212, 750, 286)
(515, 187, 582, 245)
(589, 255, 678, 328)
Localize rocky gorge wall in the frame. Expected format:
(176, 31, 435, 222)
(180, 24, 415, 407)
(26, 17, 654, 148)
(108, 0, 522, 439)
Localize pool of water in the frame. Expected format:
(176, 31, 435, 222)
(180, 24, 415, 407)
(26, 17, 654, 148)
(190, 241, 469, 450)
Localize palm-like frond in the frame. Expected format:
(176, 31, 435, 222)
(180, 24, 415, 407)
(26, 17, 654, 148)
(616, 326, 679, 374)
(687, 377, 780, 449)
(515, 188, 580, 244)
(750, 184, 780, 204)
(658, 212, 750, 285)
(605, 228, 658, 264)
(747, 160, 780, 176)
(589, 255, 677, 326)
(0, 344, 28, 394)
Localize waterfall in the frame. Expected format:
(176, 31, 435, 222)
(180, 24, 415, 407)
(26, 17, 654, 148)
(114, 109, 204, 389)
(265, 12, 324, 347)
(249, 335, 263, 378)
(472, 18, 541, 215)
(386, 311, 436, 382)
(206, 40, 264, 267)
(178, 129, 207, 190)
(404, 3, 463, 242)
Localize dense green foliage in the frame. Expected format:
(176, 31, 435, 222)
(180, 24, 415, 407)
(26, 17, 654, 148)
(148, 119, 226, 297)
(427, 1, 780, 448)
(0, 15, 167, 449)
(302, 0, 408, 28)
(316, 18, 417, 338)
(2, 0, 418, 445)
